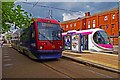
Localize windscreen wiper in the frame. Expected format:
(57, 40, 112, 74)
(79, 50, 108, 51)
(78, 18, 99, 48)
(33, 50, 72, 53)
(52, 31, 61, 40)
(39, 32, 53, 44)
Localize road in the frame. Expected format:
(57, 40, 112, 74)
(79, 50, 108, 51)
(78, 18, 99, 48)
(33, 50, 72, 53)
(2, 45, 119, 79)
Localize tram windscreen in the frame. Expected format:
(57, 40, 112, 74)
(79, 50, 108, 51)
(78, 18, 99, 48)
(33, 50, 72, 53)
(93, 31, 110, 44)
(38, 22, 62, 40)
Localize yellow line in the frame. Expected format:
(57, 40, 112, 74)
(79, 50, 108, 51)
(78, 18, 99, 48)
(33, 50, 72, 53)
(76, 57, 118, 69)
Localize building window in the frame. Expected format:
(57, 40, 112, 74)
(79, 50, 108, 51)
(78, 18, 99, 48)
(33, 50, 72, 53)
(113, 33, 114, 36)
(104, 16, 108, 21)
(66, 25, 68, 28)
(93, 20, 95, 28)
(70, 24, 72, 27)
(74, 23, 76, 27)
(100, 26, 102, 29)
(84, 23, 85, 26)
(112, 14, 115, 19)
(88, 20, 90, 28)
(112, 24, 115, 28)
(105, 25, 108, 29)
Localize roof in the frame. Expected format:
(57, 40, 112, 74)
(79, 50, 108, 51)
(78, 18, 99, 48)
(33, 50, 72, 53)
(60, 19, 80, 24)
(93, 8, 118, 16)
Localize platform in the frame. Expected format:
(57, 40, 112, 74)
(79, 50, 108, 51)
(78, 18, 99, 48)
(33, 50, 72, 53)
(62, 50, 119, 73)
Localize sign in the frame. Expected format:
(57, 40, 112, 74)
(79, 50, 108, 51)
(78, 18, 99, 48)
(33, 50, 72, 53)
(42, 23, 53, 27)
(71, 34, 80, 52)
(64, 35, 71, 50)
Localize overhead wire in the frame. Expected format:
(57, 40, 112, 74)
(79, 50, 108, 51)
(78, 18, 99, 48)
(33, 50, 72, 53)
(21, 2, 82, 20)
(22, 2, 80, 13)
(29, 0, 40, 11)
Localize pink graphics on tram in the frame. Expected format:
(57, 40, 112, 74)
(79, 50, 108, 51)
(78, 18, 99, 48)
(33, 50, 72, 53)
(62, 28, 113, 53)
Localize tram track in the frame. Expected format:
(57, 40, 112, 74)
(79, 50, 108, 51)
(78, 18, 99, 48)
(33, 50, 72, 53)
(39, 57, 118, 78)
(41, 61, 74, 80)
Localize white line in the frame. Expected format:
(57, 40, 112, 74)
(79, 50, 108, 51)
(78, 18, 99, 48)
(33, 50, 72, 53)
(87, 69, 113, 78)
(3, 56, 10, 58)
(3, 64, 13, 67)
(3, 54, 8, 56)
(3, 59, 11, 61)
(91, 52, 118, 57)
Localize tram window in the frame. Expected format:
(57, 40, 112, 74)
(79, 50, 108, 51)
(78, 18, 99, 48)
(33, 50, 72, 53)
(93, 31, 110, 44)
(31, 23, 35, 40)
(32, 32, 35, 38)
(93, 32, 99, 44)
(31, 30, 35, 41)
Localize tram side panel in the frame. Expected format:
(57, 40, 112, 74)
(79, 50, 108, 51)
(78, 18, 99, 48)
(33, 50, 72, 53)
(88, 34, 101, 52)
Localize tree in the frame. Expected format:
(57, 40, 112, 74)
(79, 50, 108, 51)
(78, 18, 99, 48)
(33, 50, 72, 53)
(6, 33, 12, 40)
(2, 2, 33, 33)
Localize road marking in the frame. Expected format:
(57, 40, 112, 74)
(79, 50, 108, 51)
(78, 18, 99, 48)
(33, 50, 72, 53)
(3, 59, 11, 61)
(92, 52, 117, 57)
(3, 54, 9, 56)
(3, 64, 13, 67)
(3, 56, 10, 58)
(87, 69, 113, 78)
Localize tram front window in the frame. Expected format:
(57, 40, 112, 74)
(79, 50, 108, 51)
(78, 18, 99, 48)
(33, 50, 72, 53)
(38, 22, 62, 40)
(93, 31, 110, 44)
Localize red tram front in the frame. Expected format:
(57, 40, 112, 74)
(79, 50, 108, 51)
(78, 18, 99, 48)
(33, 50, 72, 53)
(18, 18, 63, 60)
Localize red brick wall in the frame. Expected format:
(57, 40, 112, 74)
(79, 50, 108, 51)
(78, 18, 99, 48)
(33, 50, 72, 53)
(60, 8, 119, 44)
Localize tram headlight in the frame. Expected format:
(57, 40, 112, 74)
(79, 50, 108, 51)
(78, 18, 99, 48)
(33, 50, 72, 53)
(40, 46, 43, 49)
(60, 46, 62, 49)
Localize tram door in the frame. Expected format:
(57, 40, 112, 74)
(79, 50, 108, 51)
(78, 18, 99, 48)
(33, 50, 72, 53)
(81, 35, 88, 50)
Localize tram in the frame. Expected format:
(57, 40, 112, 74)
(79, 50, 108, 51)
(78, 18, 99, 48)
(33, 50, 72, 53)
(11, 18, 63, 59)
(62, 28, 113, 52)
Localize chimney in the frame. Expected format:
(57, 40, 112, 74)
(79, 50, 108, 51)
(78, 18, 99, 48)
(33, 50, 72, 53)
(85, 12, 90, 16)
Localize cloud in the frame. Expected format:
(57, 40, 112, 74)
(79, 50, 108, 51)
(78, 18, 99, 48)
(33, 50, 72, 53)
(62, 12, 85, 21)
(15, 2, 118, 22)
(86, 5, 90, 8)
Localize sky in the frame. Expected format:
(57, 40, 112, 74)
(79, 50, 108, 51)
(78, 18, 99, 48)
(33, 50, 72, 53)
(14, 0, 119, 22)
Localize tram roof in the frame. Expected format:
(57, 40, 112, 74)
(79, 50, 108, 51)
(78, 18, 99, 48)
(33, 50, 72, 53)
(32, 18, 60, 24)
(62, 28, 104, 35)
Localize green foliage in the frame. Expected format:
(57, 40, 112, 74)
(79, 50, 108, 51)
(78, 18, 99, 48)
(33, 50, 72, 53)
(0, 0, 16, 2)
(2, 2, 33, 33)
(6, 33, 12, 40)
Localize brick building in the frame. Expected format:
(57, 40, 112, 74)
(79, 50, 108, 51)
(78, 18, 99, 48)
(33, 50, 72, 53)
(60, 8, 119, 45)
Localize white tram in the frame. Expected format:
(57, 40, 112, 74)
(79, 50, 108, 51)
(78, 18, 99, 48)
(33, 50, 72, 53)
(62, 28, 113, 52)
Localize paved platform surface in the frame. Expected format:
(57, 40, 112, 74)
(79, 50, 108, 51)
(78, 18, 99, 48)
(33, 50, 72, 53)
(62, 50, 119, 73)
(113, 45, 118, 54)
